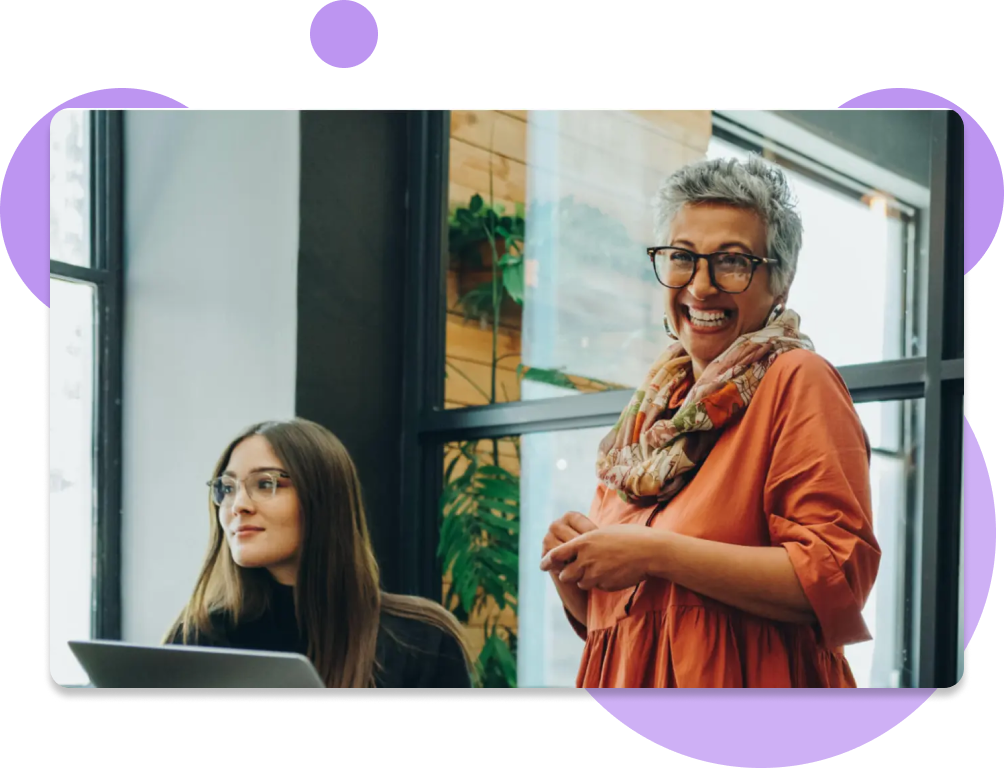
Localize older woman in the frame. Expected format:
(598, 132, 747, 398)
(539, 156, 880, 688)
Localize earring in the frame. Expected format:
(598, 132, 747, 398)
(663, 314, 678, 340)
(768, 304, 785, 324)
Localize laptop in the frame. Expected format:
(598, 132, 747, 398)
(68, 640, 326, 688)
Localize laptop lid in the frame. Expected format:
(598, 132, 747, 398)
(68, 640, 326, 688)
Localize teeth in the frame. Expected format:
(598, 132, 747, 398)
(686, 308, 728, 328)
(689, 309, 725, 321)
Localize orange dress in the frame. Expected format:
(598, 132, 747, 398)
(569, 349, 880, 688)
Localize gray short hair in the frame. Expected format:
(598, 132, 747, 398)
(653, 155, 802, 296)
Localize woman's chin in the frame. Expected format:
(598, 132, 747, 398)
(682, 334, 734, 367)
(229, 546, 265, 569)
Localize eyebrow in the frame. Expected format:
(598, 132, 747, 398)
(670, 238, 754, 254)
(222, 466, 287, 477)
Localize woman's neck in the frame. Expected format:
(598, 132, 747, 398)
(267, 562, 298, 586)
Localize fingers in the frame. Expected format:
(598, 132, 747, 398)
(541, 513, 596, 569)
(541, 528, 575, 559)
(550, 523, 582, 544)
(563, 512, 598, 535)
(541, 533, 556, 557)
(542, 514, 594, 559)
(539, 538, 578, 571)
(557, 562, 585, 585)
(542, 513, 595, 553)
(545, 513, 595, 542)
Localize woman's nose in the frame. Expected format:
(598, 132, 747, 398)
(232, 482, 254, 514)
(688, 261, 718, 300)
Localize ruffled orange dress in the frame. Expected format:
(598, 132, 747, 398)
(568, 349, 880, 688)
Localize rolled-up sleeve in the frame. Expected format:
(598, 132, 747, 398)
(763, 355, 881, 649)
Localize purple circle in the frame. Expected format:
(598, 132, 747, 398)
(840, 88, 1003, 275)
(310, 1, 378, 69)
(591, 90, 998, 766)
(1, 88, 185, 306)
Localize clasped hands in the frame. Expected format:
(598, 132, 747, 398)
(539, 511, 657, 592)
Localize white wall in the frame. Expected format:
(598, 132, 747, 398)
(121, 110, 300, 643)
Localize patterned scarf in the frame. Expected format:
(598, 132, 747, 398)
(596, 308, 814, 503)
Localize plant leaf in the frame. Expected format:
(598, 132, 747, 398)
(474, 509, 518, 535)
(502, 259, 524, 305)
(456, 281, 495, 320)
(473, 475, 520, 499)
(474, 499, 519, 518)
(443, 451, 463, 485)
(479, 627, 518, 689)
(475, 464, 517, 480)
(516, 364, 578, 391)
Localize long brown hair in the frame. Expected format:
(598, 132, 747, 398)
(166, 418, 472, 687)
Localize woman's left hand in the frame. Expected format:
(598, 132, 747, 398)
(539, 525, 656, 592)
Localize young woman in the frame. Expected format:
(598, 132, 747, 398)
(166, 418, 472, 688)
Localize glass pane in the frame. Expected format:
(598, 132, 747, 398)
(517, 426, 607, 687)
(844, 400, 919, 688)
(958, 401, 965, 683)
(443, 111, 927, 409)
(855, 400, 903, 454)
(445, 400, 917, 687)
(49, 109, 91, 267)
(707, 135, 918, 366)
(49, 278, 96, 685)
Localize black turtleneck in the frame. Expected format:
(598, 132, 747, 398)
(168, 581, 472, 688)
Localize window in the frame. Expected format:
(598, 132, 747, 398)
(958, 426, 965, 682)
(405, 109, 964, 688)
(49, 277, 96, 685)
(444, 111, 713, 409)
(49, 109, 123, 685)
(706, 127, 921, 366)
(50, 110, 91, 267)
(845, 399, 919, 688)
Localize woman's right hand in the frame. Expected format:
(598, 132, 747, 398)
(541, 512, 597, 627)
(542, 511, 598, 561)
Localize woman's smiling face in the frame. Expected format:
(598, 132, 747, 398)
(216, 435, 301, 585)
(665, 203, 781, 377)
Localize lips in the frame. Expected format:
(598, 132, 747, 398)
(233, 526, 264, 537)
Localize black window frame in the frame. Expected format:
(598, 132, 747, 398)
(403, 109, 963, 688)
(49, 109, 124, 642)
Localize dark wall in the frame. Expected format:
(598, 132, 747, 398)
(773, 110, 933, 187)
(296, 111, 408, 591)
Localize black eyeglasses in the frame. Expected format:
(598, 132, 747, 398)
(647, 246, 776, 294)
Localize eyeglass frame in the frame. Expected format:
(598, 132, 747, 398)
(206, 470, 292, 508)
(647, 245, 778, 294)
